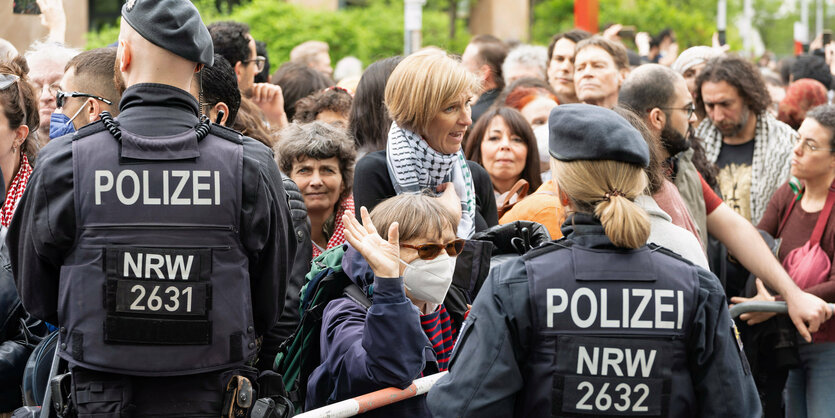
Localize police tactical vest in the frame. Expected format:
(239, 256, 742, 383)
(523, 241, 700, 417)
(58, 120, 255, 376)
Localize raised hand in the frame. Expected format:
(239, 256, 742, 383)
(251, 83, 288, 130)
(342, 206, 401, 278)
(36, 0, 66, 44)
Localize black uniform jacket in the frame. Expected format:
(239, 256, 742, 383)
(8, 83, 296, 338)
(427, 213, 761, 417)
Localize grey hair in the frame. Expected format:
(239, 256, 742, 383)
(276, 121, 357, 199)
(501, 44, 548, 81)
(333, 56, 363, 83)
(24, 41, 80, 70)
(0, 38, 18, 62)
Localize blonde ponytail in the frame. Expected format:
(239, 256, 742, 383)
(552, 159, 650, 249)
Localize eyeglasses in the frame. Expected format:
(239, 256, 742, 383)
(794, 136, 834, 153)
(244, 56, 266, 73)
(56, 90, 113, 108)
(32, 81, 61, 97)
(400, 239, 466, 260)
(657, 103, 696, 119)
(0, 73, 28, 127)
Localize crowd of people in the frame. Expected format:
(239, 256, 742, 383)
(2, 0, 835, 416)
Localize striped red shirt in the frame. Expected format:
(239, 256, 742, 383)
(419, 305, 457, 371)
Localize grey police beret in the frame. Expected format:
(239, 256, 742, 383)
(548, 103, 649, 168)
(121, 0, 214, 66)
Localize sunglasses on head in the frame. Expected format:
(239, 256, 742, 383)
(0, 74, 27, 127)
(401, 238, 466, 260)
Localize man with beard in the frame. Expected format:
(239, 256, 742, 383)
(9, 0, 295, 414)
(620, 64, 832, 351)
(545, 29, 591, 104)
(695, 55, 796, 224)
(208, 21, 288, 130)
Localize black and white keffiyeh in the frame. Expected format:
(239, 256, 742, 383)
(386, 122, 476, 238)
(696, 111, 795, 224)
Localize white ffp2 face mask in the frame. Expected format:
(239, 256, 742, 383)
(400, 252, 455, 304)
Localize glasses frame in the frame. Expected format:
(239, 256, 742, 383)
(795, 136, 835, 153)
(33, 81, 61, 97)
(0, 73, 28, 129)
(657, 104, 696, 119)
(401, 238, 466, 260)
(56, 90, 113, 109)
(244, 56, 266, 73)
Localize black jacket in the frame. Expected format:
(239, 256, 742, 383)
(352, 150, 498, 232)
(258, 174, 312, 370)
(9, 84, 296, 338)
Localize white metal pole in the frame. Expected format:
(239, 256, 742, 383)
(802, 0, 810, 49)
(816, 0, 824, 39)
(717, 0, 727, 45)
(404, 0, 426, 55)
(744, 0, 753, 53)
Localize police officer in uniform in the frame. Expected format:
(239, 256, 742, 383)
(427, 104, 761, 417)
(9, 0, 295, 415)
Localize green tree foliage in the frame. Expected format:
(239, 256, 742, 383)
(87, 0, 470, 75)
(531, 0, 716, 49)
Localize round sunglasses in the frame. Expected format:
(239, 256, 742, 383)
(400, 238, 466, 260)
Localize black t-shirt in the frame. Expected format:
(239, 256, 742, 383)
(715, 139, 755, 221)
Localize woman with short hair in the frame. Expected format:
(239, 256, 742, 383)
(735, 104, 835, 417)
(277, 121, 356, 258)
(306, 194, 464, 417)
(353, 50, 498, 238)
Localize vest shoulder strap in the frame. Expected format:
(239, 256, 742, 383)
(72, 120, 108, 141)
(647, 243, 696, 267)
(208, 123, 244, 144)
(522, 238, 573, 261)
(343, 283, 372, 309)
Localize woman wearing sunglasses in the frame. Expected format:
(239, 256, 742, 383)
(305, 193, 464, 417)
(0, 57, 47, 413)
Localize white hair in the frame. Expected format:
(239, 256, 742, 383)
(333, 56, 363, 83)
(0, 38, 18, 62)
(24, 41, 80, 72)
(501, 44, 547, 80)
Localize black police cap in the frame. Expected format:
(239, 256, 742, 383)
(548, 104, 649, 168)
(121, 0, 214, 66)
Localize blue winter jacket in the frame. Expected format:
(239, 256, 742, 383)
(305, 246, 440, 417)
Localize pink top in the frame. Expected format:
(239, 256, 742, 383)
(653, 180, 702, 246)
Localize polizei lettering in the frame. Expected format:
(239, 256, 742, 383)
(546, 287, 684, 330)
(94, 169, 221, 206)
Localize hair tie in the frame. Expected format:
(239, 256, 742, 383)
(603, 190, 623, 201)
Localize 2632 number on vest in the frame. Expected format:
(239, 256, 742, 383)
(556, 335, 671, 416)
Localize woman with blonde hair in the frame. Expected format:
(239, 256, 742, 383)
(428, 104, 760, 417)
(352, 49, 497, 238)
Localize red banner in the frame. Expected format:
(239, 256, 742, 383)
(574, 0, 599, 33)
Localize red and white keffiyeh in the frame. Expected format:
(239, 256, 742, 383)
(1, 154, 32, 228)
(312, 195, 355, 258)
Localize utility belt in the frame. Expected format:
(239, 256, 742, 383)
(43, 370, 294, 418)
